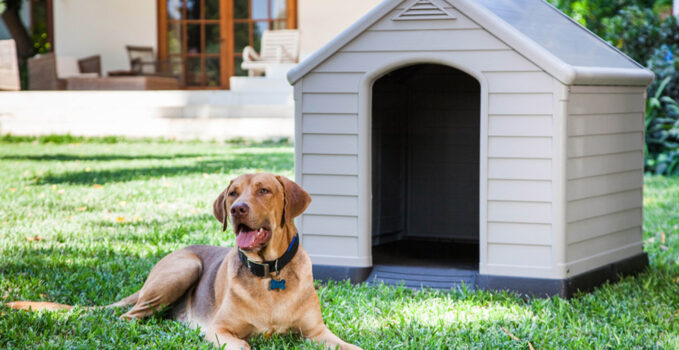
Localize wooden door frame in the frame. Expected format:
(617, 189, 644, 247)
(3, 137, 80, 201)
(286, 0, 297, 29)
(222, 0, 233, 90)
(157, 0, 167, 60)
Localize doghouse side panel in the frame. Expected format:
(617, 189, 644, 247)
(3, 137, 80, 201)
(565, 85, 646, 277)
(297, 72, 369, 267)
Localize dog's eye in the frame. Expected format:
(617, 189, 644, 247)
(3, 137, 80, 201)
(228, 191, 238, 197)
(259, 188, 270, 195)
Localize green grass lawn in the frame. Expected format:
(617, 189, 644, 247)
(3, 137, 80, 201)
(0, 137, 677, 349)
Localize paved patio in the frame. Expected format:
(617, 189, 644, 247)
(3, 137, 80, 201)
(0, 77, 294, 141)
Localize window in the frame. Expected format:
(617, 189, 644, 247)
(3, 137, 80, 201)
(158, 0, 297, 89)
(165, 0, 224, 88)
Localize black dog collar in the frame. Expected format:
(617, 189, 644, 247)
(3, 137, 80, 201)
(238, 234, 299, 277)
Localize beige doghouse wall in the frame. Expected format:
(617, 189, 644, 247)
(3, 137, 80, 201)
(564, 85, 646, 277)
(288, 0, 652, 286)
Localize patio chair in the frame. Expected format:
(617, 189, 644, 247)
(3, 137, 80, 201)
(28, 53, 99, 90)
(77, 55, 102, 76)
(242, 30, 300, 77)
(0, 39, 20, 91)
(126, 45, 171, 76)
(28, 53, 63, 90)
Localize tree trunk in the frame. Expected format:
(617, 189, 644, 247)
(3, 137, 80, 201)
(1, 8, 34, 59)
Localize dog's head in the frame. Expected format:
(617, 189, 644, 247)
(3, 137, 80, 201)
(213, 173, 310, 254)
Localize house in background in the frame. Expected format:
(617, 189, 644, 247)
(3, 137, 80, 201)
(2, 0, 381, 89)
(0, 0, 381, 140)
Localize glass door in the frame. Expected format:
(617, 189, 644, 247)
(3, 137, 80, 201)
(158, 0, 297, 89)
(164, 0, 227, 89)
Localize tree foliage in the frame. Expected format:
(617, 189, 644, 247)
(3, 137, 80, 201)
(0, 0, 23, 13)
(1, 0, 33, 60)
(547, 0, 659, 34)
(548, 0, 679, 175)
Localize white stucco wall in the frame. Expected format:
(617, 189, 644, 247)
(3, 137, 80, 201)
(53, 0, 157, 74)
(297, 0, 381, 59)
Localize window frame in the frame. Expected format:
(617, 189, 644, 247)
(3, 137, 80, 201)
(157, 0, 297, 89)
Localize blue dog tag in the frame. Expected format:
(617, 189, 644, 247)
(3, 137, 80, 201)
(270, 278, 286, 290)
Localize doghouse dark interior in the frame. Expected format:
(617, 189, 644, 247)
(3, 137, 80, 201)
(371, 64, 480, 272)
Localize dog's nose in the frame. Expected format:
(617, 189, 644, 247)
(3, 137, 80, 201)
(230, 202, 249, 217)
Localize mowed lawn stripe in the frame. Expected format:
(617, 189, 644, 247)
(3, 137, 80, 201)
(0, 136, 677, 349)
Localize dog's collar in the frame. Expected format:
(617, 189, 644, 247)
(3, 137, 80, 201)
(238, 234, 299, 278)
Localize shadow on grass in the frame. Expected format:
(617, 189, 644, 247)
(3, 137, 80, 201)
(0, 153, 206, 162)
(35, 152, 293, 185)
(0, 244, 159, 305)
(0, 211, 229, 306)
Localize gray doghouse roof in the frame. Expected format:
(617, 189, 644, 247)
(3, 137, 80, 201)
(288, 0, 654, 86)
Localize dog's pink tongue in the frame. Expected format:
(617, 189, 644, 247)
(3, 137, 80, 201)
(237, 230, 259, 249)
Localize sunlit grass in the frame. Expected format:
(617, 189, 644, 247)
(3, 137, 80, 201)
(0, 137, 677, 349)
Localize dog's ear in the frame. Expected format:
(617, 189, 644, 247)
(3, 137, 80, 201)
(275, 175, 311, 225)
(213, 180, 233, 232)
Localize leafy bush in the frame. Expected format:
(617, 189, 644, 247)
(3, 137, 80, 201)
(548, 0, 658, 35)
(643, 46, 679, 174)
(600, 6, 679, 64)
(646, 76, 679, 175)
(646, 45, 679, 98)
(549, 1, 679, 175)
(597, 6, 679, 174)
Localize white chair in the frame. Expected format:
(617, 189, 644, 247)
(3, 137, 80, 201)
(0, 39, 20, 91)
(242, 30, 300, 77)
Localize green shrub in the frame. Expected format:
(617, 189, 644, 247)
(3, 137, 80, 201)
(646, 77, 679, 174)
(598, 6, 679, 175)
(600, 6, 679, 64)
(549, 1, 679, 175)
(548, 0, 658, 35)
(643, 46, 679, 174)
(646, 45, 679, 98)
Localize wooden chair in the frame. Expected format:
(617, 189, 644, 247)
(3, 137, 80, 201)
(126, 45, 171, 76)
(242, 30, 300, 77)
(77, 55, 102, 76)
(0, 39, 21, 91)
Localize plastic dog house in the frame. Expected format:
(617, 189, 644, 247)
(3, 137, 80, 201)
(287, 0, 654, 297)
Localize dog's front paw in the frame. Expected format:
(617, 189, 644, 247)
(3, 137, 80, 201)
(223, 340, 250, 350)
(208, 331, 250, 350)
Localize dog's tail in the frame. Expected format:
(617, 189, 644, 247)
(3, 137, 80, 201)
(4, 301, 73, 311)
(4, 291, 141, 312)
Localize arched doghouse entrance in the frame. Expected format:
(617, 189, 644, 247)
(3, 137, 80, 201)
(370, 63, 480, 288)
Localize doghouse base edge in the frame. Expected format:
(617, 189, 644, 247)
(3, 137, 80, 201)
(312, 253, 648, 298)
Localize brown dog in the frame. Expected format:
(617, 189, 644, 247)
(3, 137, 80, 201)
(9, 173, 361, 350)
